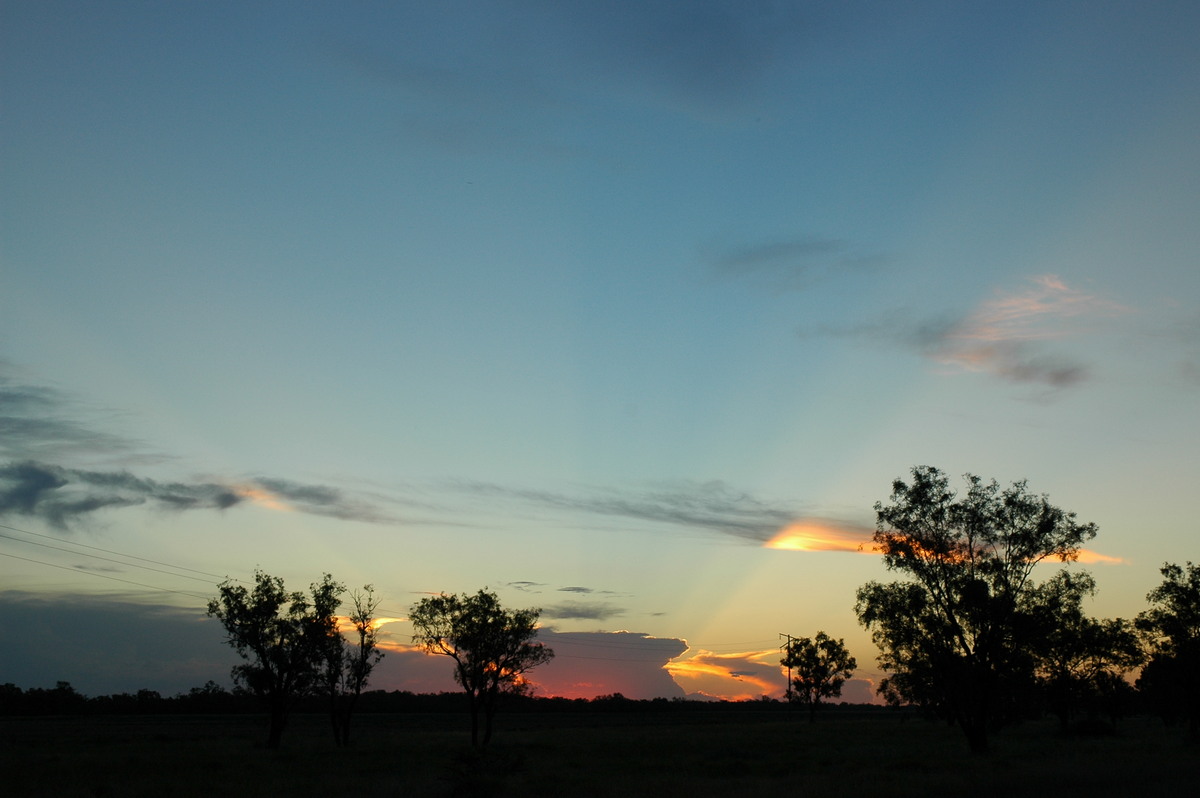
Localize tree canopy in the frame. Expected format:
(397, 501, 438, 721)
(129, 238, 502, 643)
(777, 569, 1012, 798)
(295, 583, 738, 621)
(1136, 561, 1200, 736)
(855, 466, 1098, 753)
(409, 588, 553, 747)
(207, 570, 343, 748)
(781, 631, 856, 722)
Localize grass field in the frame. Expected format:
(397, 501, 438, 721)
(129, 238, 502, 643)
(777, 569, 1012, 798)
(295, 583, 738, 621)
(2, 710, 1195, 797)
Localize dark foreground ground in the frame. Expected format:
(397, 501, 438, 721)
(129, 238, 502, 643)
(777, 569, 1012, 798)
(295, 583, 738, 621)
(2, 710, 1195, 797)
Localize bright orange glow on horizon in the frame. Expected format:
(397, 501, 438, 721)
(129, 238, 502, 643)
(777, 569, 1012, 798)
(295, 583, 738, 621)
(766, 522, 1125, 565)
(764, 521, 872, 553)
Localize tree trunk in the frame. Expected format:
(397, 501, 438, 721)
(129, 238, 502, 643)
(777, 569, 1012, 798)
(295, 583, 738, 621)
(266, 707, 287, 750)
(469, 699, 481, 748)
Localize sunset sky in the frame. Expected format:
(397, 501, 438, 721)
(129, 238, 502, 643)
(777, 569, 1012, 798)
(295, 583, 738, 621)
(2, 1, 1197, 702)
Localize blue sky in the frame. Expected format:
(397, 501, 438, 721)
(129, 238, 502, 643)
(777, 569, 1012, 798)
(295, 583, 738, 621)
(2, 1, 1198, 700)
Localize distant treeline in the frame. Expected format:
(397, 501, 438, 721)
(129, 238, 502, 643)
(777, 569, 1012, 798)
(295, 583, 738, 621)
(0, 681, 891, 718)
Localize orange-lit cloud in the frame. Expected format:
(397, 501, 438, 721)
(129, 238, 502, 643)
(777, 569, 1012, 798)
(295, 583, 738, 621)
(666, 648, 785, 701)
(764, 519, 873, 553)
(766, 520, 1124, 566)
(335, 615, 406, 636)
(1075, 549, 1127, 565)
(230, 483, 293, 512)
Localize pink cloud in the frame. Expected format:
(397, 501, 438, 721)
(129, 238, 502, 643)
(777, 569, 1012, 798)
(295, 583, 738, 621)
(929, 274, 1129, 387)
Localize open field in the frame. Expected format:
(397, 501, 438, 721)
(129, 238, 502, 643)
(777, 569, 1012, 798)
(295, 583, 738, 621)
(2, 711, 1195, 797)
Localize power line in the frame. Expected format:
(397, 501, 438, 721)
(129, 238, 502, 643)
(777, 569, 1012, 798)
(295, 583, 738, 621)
(0, 522, 231, 580)
(0, 551, 212, 601)
(0, 531, 219, 585)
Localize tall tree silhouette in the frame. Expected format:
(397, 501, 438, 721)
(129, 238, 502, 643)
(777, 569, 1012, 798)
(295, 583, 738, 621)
(208, 570, 343, 749)
(855, 466, 1097, 753)
(410, 588, 553, 747)
(322, 584, 385, 746)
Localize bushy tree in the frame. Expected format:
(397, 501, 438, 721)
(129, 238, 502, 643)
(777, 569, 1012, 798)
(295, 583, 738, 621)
(781, 631, 856, 722)
(208, 570, 344, 748)
(1136, 561, 1200, 736)
(1022, 571, 1142, 728)
(322, 584, 385, 746)
(855, 466, 1097, 753)
(409, 588, 553, 747)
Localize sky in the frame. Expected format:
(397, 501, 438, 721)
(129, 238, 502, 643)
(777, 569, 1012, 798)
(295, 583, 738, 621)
(1, 0, 1197, 702)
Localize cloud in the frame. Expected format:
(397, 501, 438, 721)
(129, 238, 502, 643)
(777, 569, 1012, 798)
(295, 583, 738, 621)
(531, 631, 688, 700)
(0, 368, 142, 463)
(764, 518, 874, 552)
(709, 236, 883, 291)
(540, 601, 625, 622)
(456, 479, 803, 544)
(0, 460, 395, 530)
(0, 591, 238, 696)
(925, 275, 1127, 387)
(667, 648, 785, 701)
(807, 275, 1129, 390)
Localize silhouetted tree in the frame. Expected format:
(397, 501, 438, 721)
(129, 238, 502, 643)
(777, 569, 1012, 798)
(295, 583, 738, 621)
(1136, 561, 1200, 737)
(855, 466, 1097, 753)
(781, 631, 856, 722)
(409, 588, 554, 747)
(1022, 571, 1142, 728)
(208, 570, 344, 749)
(322, 584, 385, 746)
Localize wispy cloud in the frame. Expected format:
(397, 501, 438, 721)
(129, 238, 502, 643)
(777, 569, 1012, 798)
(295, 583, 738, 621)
(456, 479, 804, 544)
(0, 461, 398, 530)
(806, 275, 1129, 390)
(0, 368, 144, 463)
(926, 275, 1128, 386)
(709, 236, 883, 291)
(0, 365, 400, 530)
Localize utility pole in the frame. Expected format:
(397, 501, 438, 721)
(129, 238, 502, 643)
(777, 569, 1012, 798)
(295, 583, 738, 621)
(779, 633, 795, 703)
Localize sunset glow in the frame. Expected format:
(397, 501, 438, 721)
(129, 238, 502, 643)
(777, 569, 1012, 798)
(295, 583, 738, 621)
(231, 484, 292, 513)
(1, 2, 1195, 709)
(764, 522, 872, 553)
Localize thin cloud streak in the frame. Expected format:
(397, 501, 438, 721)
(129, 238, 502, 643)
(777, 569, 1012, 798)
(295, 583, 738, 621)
(455, 479, 803, 544)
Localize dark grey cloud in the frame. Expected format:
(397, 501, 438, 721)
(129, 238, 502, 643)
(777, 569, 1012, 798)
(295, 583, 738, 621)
(540, 601, 625, 622)
(0, 460, 401, 530)
(0, 370, 141, 462)
(710, 236, 883, 292)
(559, 586, 593, 594)
(0, 591, 237, 696)
(507, 581, 546, 593)
(252, 477, 395, 524)
(0, 461, 240, 530)
(0, 365, 398, 529)
(457, 479, 800, 544)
